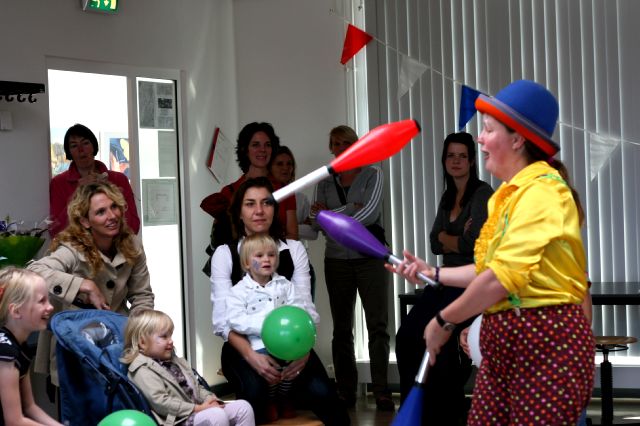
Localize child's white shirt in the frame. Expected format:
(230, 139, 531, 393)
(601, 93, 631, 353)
(227, 272, 297, 351)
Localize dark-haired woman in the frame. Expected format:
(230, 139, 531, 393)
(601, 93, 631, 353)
(49, 123, 140, 237)
(395, 132, 492, 425)
(210, 177, 349, 425)
(200, 122, 298, 241)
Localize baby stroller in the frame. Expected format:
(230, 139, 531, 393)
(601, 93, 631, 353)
(50, 310, 154, 425)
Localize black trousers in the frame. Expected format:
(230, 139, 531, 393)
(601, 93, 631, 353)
(395, 285, 474, 425)
(324, 257, 391, 398)
(221, 343, 350, 425)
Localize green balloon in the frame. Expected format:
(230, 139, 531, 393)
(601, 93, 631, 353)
(98, 410, 156, 426)
(261, 306, 316, 361)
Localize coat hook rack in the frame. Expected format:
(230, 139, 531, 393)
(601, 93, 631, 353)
(0, 81, 46, 103)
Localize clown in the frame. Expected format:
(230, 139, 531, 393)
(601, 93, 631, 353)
(390, 80, 595, 425)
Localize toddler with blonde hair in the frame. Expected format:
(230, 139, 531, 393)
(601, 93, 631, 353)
(122, 309, 253, 426)
(227, 234, 305, 422)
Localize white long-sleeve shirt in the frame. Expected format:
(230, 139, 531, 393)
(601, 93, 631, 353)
(210, 238, 319, 340)
(227, 273, 296, 351)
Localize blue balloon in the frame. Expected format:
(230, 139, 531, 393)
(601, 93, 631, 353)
(97, 410, 155, 426)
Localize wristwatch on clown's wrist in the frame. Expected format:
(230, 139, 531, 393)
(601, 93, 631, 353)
(435, 311, 457, 332)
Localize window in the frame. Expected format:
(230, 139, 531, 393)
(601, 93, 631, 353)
(358, 0, 640, 363)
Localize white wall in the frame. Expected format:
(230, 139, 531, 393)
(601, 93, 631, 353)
(0, 0, 350, 386)
(0, 0, 238, 383)
(233, 0, 349, 366)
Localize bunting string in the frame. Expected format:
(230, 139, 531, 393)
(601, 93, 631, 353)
(329, 7, 640, 161)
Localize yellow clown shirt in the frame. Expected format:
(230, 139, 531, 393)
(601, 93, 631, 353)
(474, 161, 588, 314)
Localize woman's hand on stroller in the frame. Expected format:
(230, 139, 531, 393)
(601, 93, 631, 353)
(281, 352, 310, 381)
(79, 279, 111, 310)
(246, 351, 282, 385)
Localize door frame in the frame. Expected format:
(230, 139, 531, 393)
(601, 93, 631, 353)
(45, 56, 192, 358)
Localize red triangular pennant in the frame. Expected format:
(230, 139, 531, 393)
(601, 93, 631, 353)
(340, 24, 373, 65)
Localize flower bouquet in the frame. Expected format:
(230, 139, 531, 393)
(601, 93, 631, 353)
(0, 217, 48, 268)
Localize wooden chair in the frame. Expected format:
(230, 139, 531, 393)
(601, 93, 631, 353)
(593, 336, 638, 425)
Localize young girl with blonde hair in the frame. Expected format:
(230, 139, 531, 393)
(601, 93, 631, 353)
(122, 309, 253, 426)
(0, 267, 62, 425)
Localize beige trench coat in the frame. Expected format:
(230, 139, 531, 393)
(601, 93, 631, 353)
(28, 237, 154, 384)
(128, 353, 216, 425)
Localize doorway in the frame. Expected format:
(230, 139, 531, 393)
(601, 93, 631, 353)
(47, 67, 185, 355)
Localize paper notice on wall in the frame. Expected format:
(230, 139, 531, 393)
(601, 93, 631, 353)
(142, 178, 178, 226)
(208, 129, 234, 184)
(138, 81, 175, 130)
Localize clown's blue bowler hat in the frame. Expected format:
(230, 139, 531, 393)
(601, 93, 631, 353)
(475, 80, 560, 156)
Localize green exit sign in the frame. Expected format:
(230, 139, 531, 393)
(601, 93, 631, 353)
(82, 0, 118, 13)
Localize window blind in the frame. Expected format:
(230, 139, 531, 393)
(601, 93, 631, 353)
(357, 0, 640, 359)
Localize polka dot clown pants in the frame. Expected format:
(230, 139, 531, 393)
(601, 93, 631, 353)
(467, 304, 595, 426)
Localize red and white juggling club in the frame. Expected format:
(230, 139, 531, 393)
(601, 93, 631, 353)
(316, 210, 437, 286)
(271, 119, 421, 203)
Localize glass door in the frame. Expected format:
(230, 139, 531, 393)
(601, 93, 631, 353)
(135, 77, 184, 353)
(48, 69, 185, 355)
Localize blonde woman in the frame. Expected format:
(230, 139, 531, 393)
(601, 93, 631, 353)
(29, 181, 154, 385)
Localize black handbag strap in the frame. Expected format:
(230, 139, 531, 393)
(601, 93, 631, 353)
(332, 175, 347, 206)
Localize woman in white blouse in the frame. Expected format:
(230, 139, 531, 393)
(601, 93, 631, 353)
(210, 177, 349, 425)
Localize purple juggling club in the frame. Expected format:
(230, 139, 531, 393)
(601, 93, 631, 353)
(316, 209, 435, 425)
(316, 210, 437, 287)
